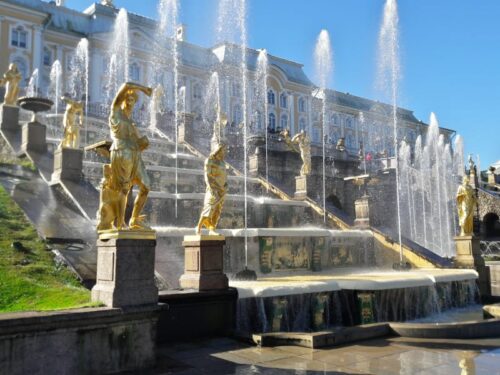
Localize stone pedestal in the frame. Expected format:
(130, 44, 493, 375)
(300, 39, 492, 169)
(178, 113, 194, 144)
(179, 235, 228, 291)
(294, 175, 311, 200)
(454, 235, 491, 297)
(0, 104, 19, 131)
(91, 231, 158, 308)
(21, 121, 47, 153)
(354, 195, 370, 228)
(51, 147, 83, 182)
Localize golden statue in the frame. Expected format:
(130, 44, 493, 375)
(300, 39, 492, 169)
(59, 96, 84, 149)
(0, 63, 22, 106)
(456, 175, 477, 236)
(281, 129, 311, 176)
(97, 82, 153, 232)
(196, 143, 228, 234)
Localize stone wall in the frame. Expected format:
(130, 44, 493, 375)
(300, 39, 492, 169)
(0, 307, 158, 375)
(478, 189, 500, 219)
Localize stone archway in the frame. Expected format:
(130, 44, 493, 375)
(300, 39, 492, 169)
(483, 212, 500, 238)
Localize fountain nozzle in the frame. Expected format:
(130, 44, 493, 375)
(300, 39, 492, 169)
(234, 267, 257, 281)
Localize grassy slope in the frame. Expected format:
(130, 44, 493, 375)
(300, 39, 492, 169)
(0, 184, 92, 312)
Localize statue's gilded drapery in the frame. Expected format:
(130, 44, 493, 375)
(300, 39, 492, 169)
(59, 96, 84, 149)
(281, 129, 311, 176)
(456, 176, 477, 236)
(196, 144, 228, 234)
(0, 63, 22, 106)
(96, 82, 152, 232)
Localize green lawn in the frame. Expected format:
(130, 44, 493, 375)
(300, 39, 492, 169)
(0, 184, 93, 312)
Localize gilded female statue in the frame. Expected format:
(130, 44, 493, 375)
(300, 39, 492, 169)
(103, 82, 153, 231)
(0, 63, 22, 106)
(59, 96, 84, 149)
(281, 129, 311, 176)
(196, 143, 228, 234)
(456, 175, 476, 236)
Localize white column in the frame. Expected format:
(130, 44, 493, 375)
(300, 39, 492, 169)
(32, 25, 43, 75)
(289, 93, 295, 134)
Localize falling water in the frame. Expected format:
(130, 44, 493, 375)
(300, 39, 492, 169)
(398, 113, 463, 257)
(154, 0, 180, 216)
(256, 49, 269, 185)
(216, 0, 249, 265)
(68, 38, 89, 145)
(359, 111, 367, 174)
(26, 69, 39, 97)
(48, 60, 62, 136)
(377, 0, 403, 263)
(105, 8, 129, 105)
(204, 72, 221, 142)
(314, 29, 333, 225)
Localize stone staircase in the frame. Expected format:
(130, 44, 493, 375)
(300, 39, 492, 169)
(0, 108, 451, 290)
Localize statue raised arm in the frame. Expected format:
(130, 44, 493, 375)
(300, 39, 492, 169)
(59, 96, 84, 149)
(97, 82, 153, 232)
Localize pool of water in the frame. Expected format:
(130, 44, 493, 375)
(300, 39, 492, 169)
(410, 304, 484, 323)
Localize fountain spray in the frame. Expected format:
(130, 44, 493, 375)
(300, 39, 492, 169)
(314, 29, 333, 226)
(377, 0, 405, 268)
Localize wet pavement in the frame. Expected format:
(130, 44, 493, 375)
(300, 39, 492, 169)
(143, 336, 500, 375)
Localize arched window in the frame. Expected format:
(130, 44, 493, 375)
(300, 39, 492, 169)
(232, 82, 241, 97)
(267, 90, 275, 105)
(346, 117, 354, 129)
(254, 110, 262, 130)
(280, 93, 287, 108)
(312, 127, 320, 143)
(346, 133, 354, 149)
(11, 26, 28, 48)
(299, 118, 306, 131)
(268, 113, 276, 132)
(43, 47, 52, 66)
(331, 114, 339, 126)
(279, 114, 288, 130)
(298, 97, 306, 112)
(193, 83, 202, 100)
(233, 104, 242, 124)
(129, 63, 140, 82)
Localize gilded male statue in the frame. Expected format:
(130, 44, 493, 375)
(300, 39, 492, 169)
(59, 96, 84, 149)
(0, 63, 22, 106)
(456, 175, 476, 236)
(103, 82, 153, 231)
(281, 129, 311, 176)
(196, 143, 228, 234)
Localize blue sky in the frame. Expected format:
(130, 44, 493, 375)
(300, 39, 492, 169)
(68, 0, 500, 168)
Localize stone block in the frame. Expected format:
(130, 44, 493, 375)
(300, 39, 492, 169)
(0, 104, 19, 131)
(21, 121, 47, 153)
(51, 147, 83, 182)
(354, 195, 370, 228)
(92, 232, 158, 307)
(179, 235, 229, 291)
(454, 236, 491, 297)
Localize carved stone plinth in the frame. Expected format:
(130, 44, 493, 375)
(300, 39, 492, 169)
(178, 113, 194, 144)
(179, 235, 228, 291)
(0, 104, 19, 131)
(454, 235, 491, 297)
(51, 147, 83, 182)
(354, 195, 370, 228)
(92, 231, 158, 308)
(21, 121, 46, 152)
(294, 176, 313, 199)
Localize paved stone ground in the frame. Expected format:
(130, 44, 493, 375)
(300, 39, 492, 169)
(128, 336, 500, 375)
